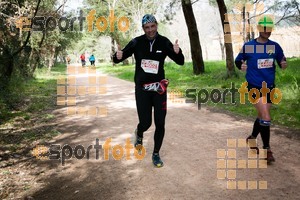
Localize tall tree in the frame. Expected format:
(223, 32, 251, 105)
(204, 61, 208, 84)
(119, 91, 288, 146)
(272, 0, 300, 26)
(0, 0, 43, 80)
(0, 0, 82, 81)
(86, 0, 159, 64)
(181, 0, 204, 74)
(216, 0, 235, 77)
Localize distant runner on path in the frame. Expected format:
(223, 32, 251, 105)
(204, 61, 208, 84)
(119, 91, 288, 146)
(80, 53, 86, 67)
(89, 54, 95, 66)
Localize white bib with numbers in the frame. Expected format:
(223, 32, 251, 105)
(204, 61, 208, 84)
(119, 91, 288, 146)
(141, 59, 159, 74)
(257, 58, 274, 69)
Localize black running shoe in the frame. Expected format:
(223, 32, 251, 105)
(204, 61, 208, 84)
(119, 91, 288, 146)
(152, 153, 164, 168)
(266, 149, 275, 164)
(134, 129, 143, 147)
(134, 129, 144, 155)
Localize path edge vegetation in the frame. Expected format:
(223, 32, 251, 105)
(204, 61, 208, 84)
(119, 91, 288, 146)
(98, 58, 300, 130)
(0, 63, 66, 159)
(0, 59, 299, 158)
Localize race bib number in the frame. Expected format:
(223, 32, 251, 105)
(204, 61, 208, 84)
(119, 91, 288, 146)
(257, 59, 274, 69)
(141, 59, 159, 74)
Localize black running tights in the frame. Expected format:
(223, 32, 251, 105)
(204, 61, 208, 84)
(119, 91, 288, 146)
(135, 87, 167, 154)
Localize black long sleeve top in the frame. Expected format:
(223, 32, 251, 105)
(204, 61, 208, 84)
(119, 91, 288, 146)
(113, 33, 184, 86)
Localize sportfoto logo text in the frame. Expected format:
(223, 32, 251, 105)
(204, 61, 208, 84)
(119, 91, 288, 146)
(32, 138, 145, 165)
(16, 9, 130, 32)
(185, 81, 282, 109)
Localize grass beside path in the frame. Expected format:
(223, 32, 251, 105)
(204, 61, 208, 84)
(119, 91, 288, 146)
(99, 58, 300, 129)
(0, 63, 66, 158)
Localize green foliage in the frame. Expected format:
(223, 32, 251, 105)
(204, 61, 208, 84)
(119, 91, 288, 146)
(0, 0, 83, 82)
(0, 62, 66, 167)
(0, 62, 65, 161)
(0, 63, 66, 125)
(100, 64, 135, 81)
(71, 0, 162, 63)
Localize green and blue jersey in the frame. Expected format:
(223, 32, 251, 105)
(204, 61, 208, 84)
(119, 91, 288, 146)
(235, 39, 285, 87)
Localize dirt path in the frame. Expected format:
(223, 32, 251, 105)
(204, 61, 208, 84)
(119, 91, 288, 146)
(3, 64, 300, 199)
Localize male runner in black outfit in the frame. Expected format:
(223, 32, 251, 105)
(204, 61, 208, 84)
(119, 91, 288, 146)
(113, 14, 184, 167)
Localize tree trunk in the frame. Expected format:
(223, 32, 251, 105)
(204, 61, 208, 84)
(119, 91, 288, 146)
(111, 36, 115, 66)
(219, 35, 225, 60)
(48, 46, 55, 73)
(2, 47, 14, 79)
(216, 0, 235, 77)
(246, 12, 251, 41)
(242, 5, 246, 43)
(181, 0, 204, 75)
(34, 30, 46, 70)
